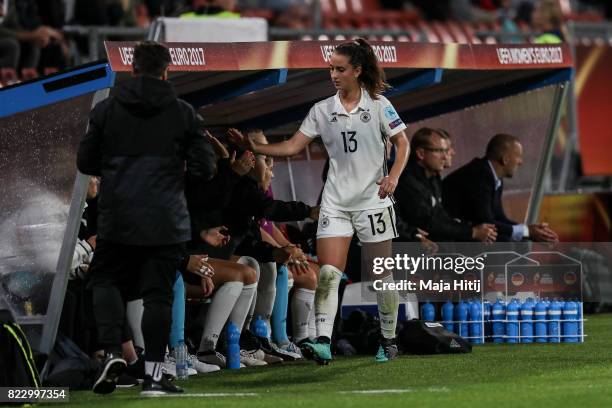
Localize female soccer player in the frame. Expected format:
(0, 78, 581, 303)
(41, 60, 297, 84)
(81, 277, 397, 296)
(229, 38, 409, 363)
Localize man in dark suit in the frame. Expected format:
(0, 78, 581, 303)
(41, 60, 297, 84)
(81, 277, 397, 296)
(442, 133, 558, 242)
(394, 127, 497, 243)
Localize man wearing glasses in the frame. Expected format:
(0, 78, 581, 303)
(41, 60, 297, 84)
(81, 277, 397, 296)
(394, 127, 497, 243)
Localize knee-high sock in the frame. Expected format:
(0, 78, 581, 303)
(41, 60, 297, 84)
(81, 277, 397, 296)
(292, 288, 315, 343)
(376, 274, 399, 339)
(253, 262, 277, 337)
(308, 305, 316, 339)
(169, 272, 185, 350)
(314, 264, 343, 339)
(126, 299, 144, 350)
(198, 281, 243, 353)
(229, 283, 257, 333)
(271, 265, 289, 345)
(237, 256, 260, 330)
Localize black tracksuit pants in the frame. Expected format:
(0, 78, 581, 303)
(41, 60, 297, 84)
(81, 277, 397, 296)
(87, 239, 183, 362)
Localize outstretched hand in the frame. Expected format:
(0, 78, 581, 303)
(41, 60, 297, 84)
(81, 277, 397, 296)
(227, 128, 256, 152)
(205, 130, 229, 159)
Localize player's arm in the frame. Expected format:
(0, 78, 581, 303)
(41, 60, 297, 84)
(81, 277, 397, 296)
(378, 130, 409, 198)
(228, 128, 313, 157)
(388, 130, 409, 180)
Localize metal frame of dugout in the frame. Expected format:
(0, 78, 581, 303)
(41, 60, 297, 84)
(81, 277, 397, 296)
(0, 40, 573, 355)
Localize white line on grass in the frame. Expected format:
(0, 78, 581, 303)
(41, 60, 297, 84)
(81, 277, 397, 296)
(338, 387, 449, 395)
(144, 392, 258, 398)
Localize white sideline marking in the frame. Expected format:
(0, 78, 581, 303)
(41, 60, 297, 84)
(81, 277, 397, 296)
(338, 387, 449, 394)
(147, 392, 257, 398)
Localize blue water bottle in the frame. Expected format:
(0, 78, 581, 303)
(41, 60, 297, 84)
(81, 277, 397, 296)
(469, 300, 483, 344)
(253, 316, 269, 339)
(535, 299, 548, 343)
(520, 299, 534, 343)
(548, 300, 562, 343)
(175, 341, 188, 379)
(483, 300, 492, 341)
(421, 302, 435, 322)
(492, 299, 506, 343)
(576, 299, 583, 341)
(562, 301, 578, 343)
(226, 322, 241, 369)
(442, 300, 454, 332)
(506, 299, 520, 343)
(454, 300, 469, 337)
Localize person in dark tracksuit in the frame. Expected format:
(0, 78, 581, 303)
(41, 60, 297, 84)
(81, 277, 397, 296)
(77, 41, 216, 396)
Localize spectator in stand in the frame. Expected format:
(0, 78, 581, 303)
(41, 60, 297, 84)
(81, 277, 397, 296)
(532, 0, 565, 43)
(179, 0, 240, 18)
(273, 3, 311, 29)
(409, 0, 453, 21)
(72, 0, 125, 25)
(0, 0, 62, 71)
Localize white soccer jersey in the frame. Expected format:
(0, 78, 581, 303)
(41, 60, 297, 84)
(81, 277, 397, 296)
(299, 90, 407, 211)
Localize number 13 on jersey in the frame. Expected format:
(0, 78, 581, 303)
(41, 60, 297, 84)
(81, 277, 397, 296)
(341, 131, 357, 153)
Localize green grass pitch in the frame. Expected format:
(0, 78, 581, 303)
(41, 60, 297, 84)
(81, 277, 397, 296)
(66, 313, 612, 408)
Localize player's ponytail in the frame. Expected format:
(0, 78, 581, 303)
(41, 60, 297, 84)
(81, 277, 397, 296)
(334, 38, 390, 99)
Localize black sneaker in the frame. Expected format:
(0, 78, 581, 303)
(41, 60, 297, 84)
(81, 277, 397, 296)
(141, 374, 184, 396)
(92, 353, 127, 394)
(257, 336, 300, 361)
(239, 330, 261, 351)
(116, 373, 139, 388)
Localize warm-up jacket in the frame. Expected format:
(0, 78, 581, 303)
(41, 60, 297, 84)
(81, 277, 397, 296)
(77, 76, 216, 245)
(395, 159, 473, 242)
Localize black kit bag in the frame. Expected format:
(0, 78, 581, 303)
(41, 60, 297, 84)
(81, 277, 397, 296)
(43, 333, 101, 390)
(0, 310, 41, 388)
(399, 320, 472, 354)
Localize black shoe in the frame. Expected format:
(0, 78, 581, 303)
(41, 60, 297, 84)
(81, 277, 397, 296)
(239, 329, 261, 351)
(141, 374, 184, 396)
(257, 336, 299, 361)
(125, 358, 144, 382)
(116, 373, 139, 388)
(92, 353, 127, 394)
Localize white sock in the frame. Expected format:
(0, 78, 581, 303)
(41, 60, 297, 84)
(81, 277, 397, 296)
(287, 278, 294, 291)
(198, 281, 243, 352)
(254, 262, 277, 336)
(292, 288, 315, 343)
(376, 274, 399, 339)
(145, 361, 163, 381)
(229, 283, 257, 332)
(314, 264, 343, 339)
(126, 299, 144, 350)
(237, 256, 260, 330)
(308, 304, 316, 340)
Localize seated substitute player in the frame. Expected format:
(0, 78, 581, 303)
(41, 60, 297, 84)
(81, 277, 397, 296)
(229, 38, 410, 364)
